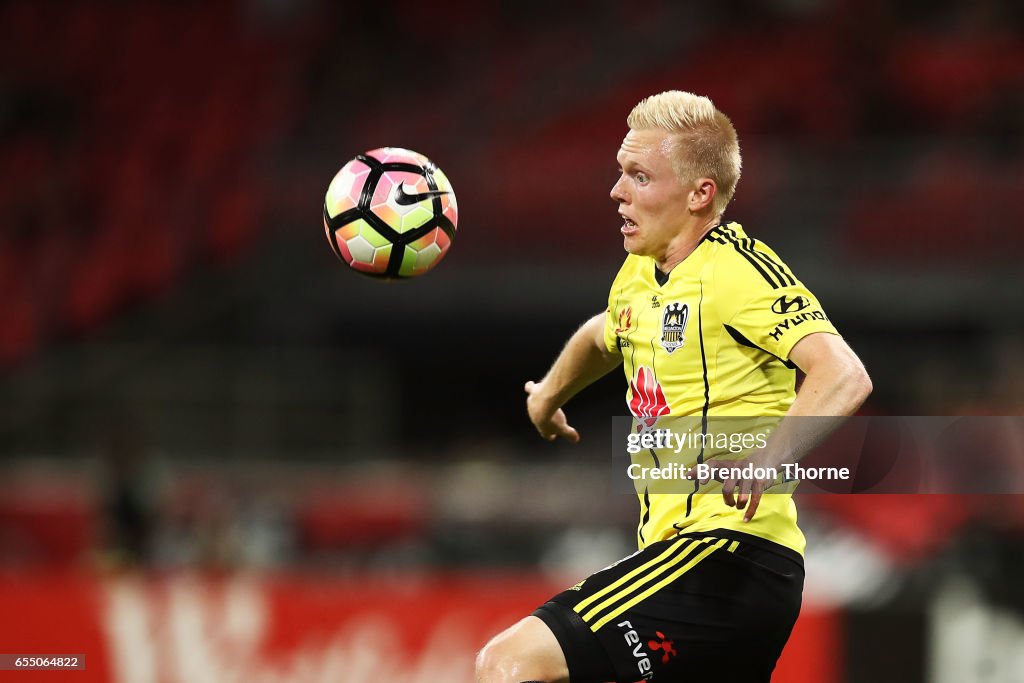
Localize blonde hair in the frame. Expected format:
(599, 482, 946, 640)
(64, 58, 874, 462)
(627, 91, 742, 216)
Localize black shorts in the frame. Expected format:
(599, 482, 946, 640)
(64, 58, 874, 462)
(533, 530, 804, 683)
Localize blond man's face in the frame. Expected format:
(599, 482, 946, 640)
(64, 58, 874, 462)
(610, 128, 692, 262)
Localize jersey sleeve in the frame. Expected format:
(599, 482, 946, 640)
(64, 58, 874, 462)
(603, 302, 619, 354)
(714, 243, 839, 362)
(602, 256, 634, 354)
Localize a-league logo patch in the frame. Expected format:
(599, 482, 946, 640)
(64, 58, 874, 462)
(660, 302, 689, 354)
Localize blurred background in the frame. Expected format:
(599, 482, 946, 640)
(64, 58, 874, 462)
(1, 0, 1023, 681)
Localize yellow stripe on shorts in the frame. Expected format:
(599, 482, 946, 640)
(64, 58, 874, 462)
(576, 538, 722, 627)
(572, 537, 699, 617)
(590, 537, 732, 631)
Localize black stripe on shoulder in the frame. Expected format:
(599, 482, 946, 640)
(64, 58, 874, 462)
(703, 225, 728, 244)
(716, 226, 782, 288)
(748, 236, 796, 286)
(742, 235, 793, 287)
(721, 225, 793, 288)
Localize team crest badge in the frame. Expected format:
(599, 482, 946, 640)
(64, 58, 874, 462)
(660, 302, 689, 353)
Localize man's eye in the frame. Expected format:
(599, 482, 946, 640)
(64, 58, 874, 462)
(636, 172, 648, 183)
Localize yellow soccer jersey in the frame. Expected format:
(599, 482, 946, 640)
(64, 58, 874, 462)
(603, 222, 840, 555)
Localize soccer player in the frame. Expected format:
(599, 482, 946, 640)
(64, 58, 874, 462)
(476, 91, 872, 683)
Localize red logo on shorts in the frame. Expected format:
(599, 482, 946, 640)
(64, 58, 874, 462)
(648, 631, 677, 664)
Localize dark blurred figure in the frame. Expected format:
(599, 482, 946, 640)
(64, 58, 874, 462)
(97, 422, 159, 568)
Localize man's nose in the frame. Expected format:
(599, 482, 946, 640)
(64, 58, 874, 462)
(610, 175, 628, 203)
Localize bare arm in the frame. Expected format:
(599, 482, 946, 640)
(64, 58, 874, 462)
(525, 312, 623, 442)
(783, 332, 873, 418)
(723, 332, 873, 519)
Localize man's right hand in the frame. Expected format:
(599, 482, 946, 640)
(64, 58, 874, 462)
(524, 380, 580, 443)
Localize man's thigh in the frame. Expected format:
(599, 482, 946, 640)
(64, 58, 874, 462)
(477, 616, 570, 683)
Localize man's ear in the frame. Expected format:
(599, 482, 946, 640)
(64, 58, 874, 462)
(689, 178, 717, 213)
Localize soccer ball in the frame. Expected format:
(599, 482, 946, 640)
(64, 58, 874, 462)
(323, 147, 458, 278)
